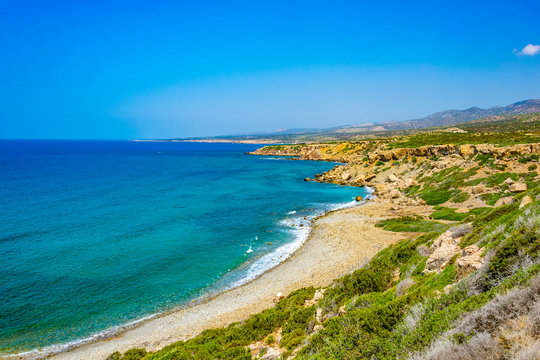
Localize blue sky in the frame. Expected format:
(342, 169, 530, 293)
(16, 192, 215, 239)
(0, 0, 539, 139)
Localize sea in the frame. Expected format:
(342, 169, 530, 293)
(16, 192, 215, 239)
(0, 140, 368, 357)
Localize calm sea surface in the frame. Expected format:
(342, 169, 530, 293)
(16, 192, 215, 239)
(0, 140, 367, 355)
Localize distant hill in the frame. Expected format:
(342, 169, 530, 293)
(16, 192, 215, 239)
(175, 99, 540, 142)
(331, 99, 540, 133)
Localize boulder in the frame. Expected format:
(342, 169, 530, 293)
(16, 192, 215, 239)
(355, 195, 363, 202)
(494, 196, 514, 207)
(274, 292, 285, 303)
(423, 231, 461, 274)
(456, 245, 484, 277)
(312, 324, 323, 333)
(509, 182, 527, 193)
(315, 308, 323, 322)
(305, 289, 325, 307)
(364, 174, 376, 182)
(503, 177, 515, 185)
(341, 172, 352, 180)
(386, 174, 399, 183)
(471, 185, 486, 195)
(520, 195, 532, 209)
(259, 347, 282, 360)
(389, 189, 401, 199)
(404, 178, 418, 187)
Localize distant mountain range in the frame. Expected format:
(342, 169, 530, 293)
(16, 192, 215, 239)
(177, 99, 540, 141)
(341, 98, 540, 133)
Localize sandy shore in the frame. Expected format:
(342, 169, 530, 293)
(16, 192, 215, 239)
(33, 198, 429, 360)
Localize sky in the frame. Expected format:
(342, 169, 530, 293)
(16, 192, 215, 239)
(0, 0, 539, 139)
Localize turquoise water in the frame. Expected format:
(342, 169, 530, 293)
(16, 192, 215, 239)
(0, 140, 367, 356)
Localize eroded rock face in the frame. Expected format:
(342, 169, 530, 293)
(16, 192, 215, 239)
(252, 143, 540, 164)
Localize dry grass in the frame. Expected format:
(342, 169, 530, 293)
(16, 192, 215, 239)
(411, 274, 540, 360)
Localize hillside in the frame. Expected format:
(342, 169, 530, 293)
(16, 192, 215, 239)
(109, 122, 540, 360)
(176, 100, 540, 143)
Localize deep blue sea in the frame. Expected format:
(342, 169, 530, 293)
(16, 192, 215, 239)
(0, 140, 367, 356)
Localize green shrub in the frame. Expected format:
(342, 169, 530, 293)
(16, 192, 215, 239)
(122, 349, 147, 360)
(451, 191, 470, 203)
(419, 187, 459, 205)
(265, 334, 275, 345)
(485, 172, 518, 187)
(430, 207, 469, 221)
(376, 216, 447, 232)
(106, 352, 122, 360)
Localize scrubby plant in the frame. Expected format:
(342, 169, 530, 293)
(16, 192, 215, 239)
(376, 216, 447, 233)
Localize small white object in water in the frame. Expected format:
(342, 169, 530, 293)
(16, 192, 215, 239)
(246, 244, 253, 254)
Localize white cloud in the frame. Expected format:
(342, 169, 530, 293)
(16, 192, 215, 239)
(516, 44, 540, 56)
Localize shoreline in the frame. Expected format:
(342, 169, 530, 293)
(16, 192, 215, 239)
(14, 194, 424, 360)
(3, 197, 363, 360)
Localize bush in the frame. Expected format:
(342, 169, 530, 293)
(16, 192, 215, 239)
(419, 187, 459, 205)
(265, 334, 275, 345)
(396, 278, 415, 296)
(376, 216, 448, 232)
(122, 349, 147, 360)
(485, 172, 518, 187)
(451, 191, 470, 203)
(431, 207, 469, 221)
(450, 224, 473, 238)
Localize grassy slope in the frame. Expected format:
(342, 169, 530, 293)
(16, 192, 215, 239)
(109, 120, 540, 360)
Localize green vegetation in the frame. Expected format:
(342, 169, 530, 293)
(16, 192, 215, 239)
(485, 172, 518, 187)
(113, 119, 540, 360)
(112, 191, 540, 360)
(376, 216, 448, 232)
(430, 207, 469, 221)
